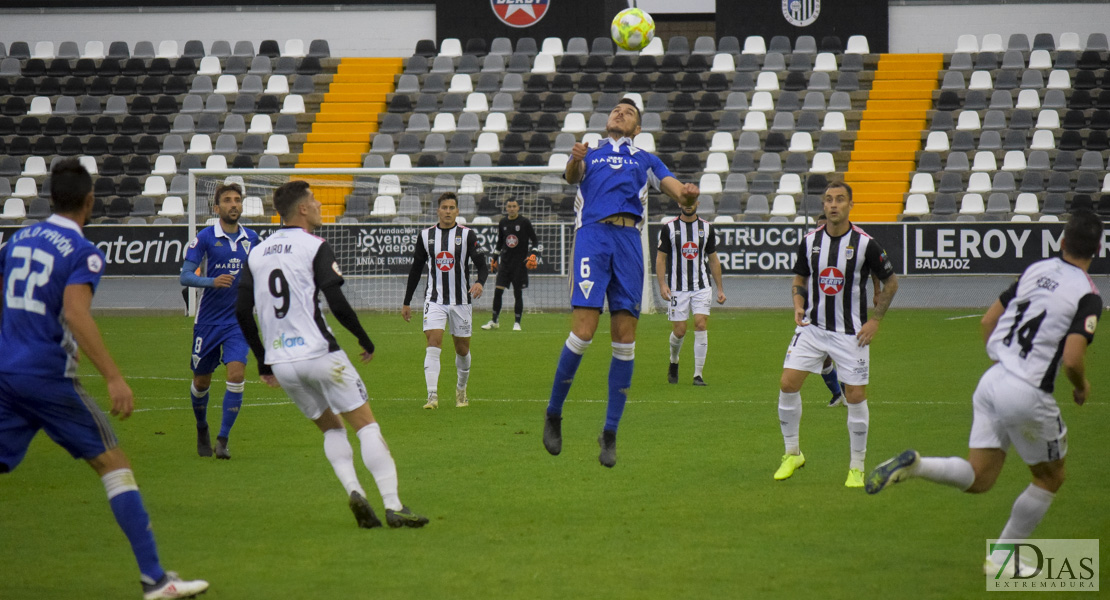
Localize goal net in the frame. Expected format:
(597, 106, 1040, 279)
(187, 167, 659, 315)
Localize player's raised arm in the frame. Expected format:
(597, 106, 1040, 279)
(659, 176, 700, 207)
(63, 283, 133, 419)
(565, 142, 588, 183)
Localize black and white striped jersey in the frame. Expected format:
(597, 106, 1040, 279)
(658, 217, 717, 292)
(987, 257, 1103, 393)
(792, 224, 896, 335)
(404, 224, 487, 306)
(242, 227, 343, 365)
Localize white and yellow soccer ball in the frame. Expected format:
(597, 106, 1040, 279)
(611, 8, 655, 52)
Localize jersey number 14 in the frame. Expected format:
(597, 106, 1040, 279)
(1002, 300, 1046, 359)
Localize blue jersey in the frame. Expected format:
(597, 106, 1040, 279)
(185, 224, 259, 326)
(0, 215, 105, 378)
(574, 137, 673, 229)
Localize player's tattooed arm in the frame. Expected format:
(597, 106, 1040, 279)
(791, 275, 808, 326)
(871, 274, 898, 322)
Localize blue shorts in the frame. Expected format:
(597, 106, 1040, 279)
(0, 373, 119, 472)
(571, 222, 644, 317)
(191, 322, 250, 374)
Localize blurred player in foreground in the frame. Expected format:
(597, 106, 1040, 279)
(866, 209, 1103, 576)
(0, 159, 208, 599)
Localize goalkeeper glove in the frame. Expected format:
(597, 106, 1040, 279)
(525, 254, 538, 270)
(490, 258, 498, 272)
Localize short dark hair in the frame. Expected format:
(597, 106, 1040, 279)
(273, 180, 311, 218)
(50, 158, 93, 213)
(824, 181, 853, 201)
(437, 192, 458, 207)
(616, 97, 642, 124)
(214, 182, 243, 205)
(1063, 208, 1103, 258)
(816, 213, 828, 222)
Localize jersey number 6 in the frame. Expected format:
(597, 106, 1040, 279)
(579, 257, 590, 279)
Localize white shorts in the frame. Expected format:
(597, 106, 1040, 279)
(969, 363, 1067, 465)
(782, 325, 870, 385)
(271, 351, 369, 421)
(422, 302, 473, 337)
(667, 288, 712, 321)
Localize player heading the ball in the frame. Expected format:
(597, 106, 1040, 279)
(543, 97, 700, 468)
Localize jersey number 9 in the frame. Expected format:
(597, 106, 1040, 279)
(268, 269, 290, 319)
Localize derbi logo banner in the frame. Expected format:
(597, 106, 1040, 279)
(986, 539, 1099, 591)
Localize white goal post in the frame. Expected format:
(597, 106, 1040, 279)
(186, 167, 659, 315)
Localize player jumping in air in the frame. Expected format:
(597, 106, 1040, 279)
(543, 97, 700, 467)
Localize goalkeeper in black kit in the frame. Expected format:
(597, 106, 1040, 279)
(481, 198, 540, 332)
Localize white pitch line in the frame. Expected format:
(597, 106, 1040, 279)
(944, 314, 983, 321)
(130, 397, 976, 413)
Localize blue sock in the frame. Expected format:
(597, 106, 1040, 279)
(190, 383, 208, 429)
(605, 343, 635, 432)
(821, 365, 843, 397)
(103, 470, 164, 583)
(218, 381, 244, 439)
(548, 333, 591, 416)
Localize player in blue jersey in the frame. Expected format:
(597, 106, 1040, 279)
(180, 182, 259, 459)
(543, 98, 700, 467)
(0, 159, 208, 599)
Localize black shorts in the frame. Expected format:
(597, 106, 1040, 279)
(495, 262, 528, 289)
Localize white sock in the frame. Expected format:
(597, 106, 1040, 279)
(913, 456, 976, 491)
(847, 400, 869, 471)
(456, 352, 471, 390)
(668, 332, 683, 363)
(424, 347, 442, 394)
(998, 484, 1055, 542)
(693, 330, 708, 377)
(778, 390, 802, 454)
(323, 428, 364, 497)
(356, 423, 402, 511)
(566, 332, 591, 355)
(101, 468, 139, 499)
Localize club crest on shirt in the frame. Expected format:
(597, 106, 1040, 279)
(844, 246, 855, 260)
(818, 267, 845, 295)
(241, 241, 251, 254)
(87, 254, 103, 273)
(435, 251, 455, 271)
(1085, 315, 1098, 334)
(681, 241, 700, 260)
(507, 234, 519, 248)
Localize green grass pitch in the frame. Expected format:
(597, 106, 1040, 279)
(2, 309, 1107, 599)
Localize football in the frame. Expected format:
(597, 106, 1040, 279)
(611, 8, 655, 52)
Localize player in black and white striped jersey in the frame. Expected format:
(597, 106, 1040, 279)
(655, 198, 726, 386)
(402, 193, 488, 409)
(774, 182, 899, 488)
(866, 210, 1103, 575)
